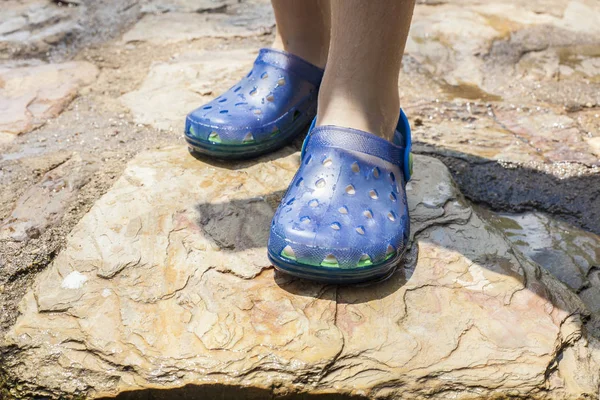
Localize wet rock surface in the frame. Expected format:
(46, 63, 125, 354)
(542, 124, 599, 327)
(4, 150, 599, 399)
(480, 208, 600, 336)
(434, 153, 600, 236)
(1, 0, 599, 398)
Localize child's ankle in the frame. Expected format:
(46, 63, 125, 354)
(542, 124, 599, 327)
(271, 36, 328, 68)
(316, 81, 400, 141)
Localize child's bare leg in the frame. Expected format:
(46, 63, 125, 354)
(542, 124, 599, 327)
(316, 0, 415, 140)
(271, 0, 330, 68)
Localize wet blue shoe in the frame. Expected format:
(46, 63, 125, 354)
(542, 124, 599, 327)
(185, 48, 324, 159)
(268, 110, 413, 284)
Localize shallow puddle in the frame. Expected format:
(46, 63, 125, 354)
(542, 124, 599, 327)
(558, 44, 600, 82)
(557, 44, 600, 67)
(439, 81, 503, 102)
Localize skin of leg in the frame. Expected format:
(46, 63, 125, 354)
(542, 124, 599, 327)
(271, 0, 331, 68)
(316, 0, 416, 141)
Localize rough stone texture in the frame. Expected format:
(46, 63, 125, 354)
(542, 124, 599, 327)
(2, 0, 600, 398)
(402, 0, 600, 167)
(0, 0, 141, 61)
(140, 0, 239, 14)
(492, 107, 597, 165)
(410, 102, 599, 166)
(120, 50, 256, 131)
(0, 148, 113, 339)
(0, 153, 99, 243)
(589, 137, 600, 157)
(3, 148, 599, 399)
(0, 62, 98, 139)
(0, 0, 80, 59)
(408, 0, 600, 97)
(122, 0, 274, 44)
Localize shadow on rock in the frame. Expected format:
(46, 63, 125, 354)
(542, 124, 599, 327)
(417, 145, 600, 236)
(98, 384, 368, 400)
(194, 190, 285, 252)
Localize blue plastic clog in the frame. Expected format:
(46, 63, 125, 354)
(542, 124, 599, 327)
(268, 110, 413, 284)
(185, 48, 324, 159)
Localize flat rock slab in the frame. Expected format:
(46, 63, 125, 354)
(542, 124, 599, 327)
(0, 61, 98, 139)
(140, 0, 239, 14)
(405, 0, 600, 84)
(138, 0, 271, 15)
(4, 147, 599, 399)
(0, 0, 80, 59)
(120, 49, 256, 131)
(122, 0, 273, 44)
(0, 153, 100, 243)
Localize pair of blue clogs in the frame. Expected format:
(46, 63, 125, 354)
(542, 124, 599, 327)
(185, 48, 412, 284)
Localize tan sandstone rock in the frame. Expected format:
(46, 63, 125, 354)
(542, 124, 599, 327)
(140, 0, 238, 14)
(401, 0, 600, 167)
(588, 137, 600, 158)
(0, 0, 80, 59)
(3, 147, 599, 399)
(122, 0, 274, 44)
(0, 153, 100, 243)
(120, 50, 256, 131)
(0, 61, 98, 138)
